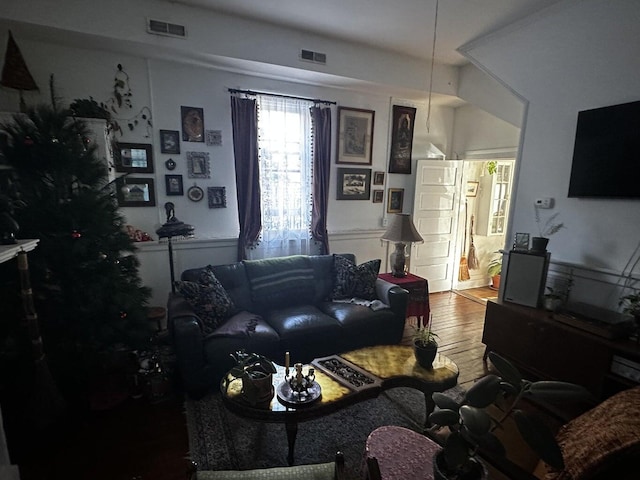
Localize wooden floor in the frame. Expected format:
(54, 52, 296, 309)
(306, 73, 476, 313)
(10, 291, 489, 480)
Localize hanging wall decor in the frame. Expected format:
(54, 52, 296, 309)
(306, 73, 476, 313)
(181, 106, 204, 142)
(336, 168, 371, 200)
(187, 184, 204, 202)
(336, 107, 374, 165)
(116, 177, 156, 207)
(388, 105, 416, 174)
(186, 151, 210, 178)
(207, 186, 226, 208)
(165, 175, 184, 196)
(160, 129, 180, 154)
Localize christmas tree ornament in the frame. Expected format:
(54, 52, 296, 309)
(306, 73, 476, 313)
(71, 230, 82, 239)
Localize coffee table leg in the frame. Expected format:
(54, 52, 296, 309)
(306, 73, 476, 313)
(285, 419, 298, 465)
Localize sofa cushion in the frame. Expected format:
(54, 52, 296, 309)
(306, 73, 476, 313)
(244, 255, 316, 312)
(544, 386, 640, 480)
(175, 279, 236, 334)
(331, 255, 381, 300)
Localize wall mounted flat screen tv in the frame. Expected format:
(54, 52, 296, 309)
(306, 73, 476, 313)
(568, 100, 640, 198)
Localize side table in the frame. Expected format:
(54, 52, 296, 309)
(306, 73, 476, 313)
(378, 272, 430, 326)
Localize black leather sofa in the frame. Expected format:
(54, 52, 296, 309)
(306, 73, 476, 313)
(167, 254, 409, 398)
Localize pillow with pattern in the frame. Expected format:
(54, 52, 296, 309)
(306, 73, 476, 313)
(175, 272, 236, 334)
(331, 255, 381, 301)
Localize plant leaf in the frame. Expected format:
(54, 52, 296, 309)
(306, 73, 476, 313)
(488, 352, 523, 389)
(428, 408, 460, 427)
(444, 432, 471, 469)
(527, 381, 594, 402)
(465, 374, 502, 407)
(432, 392, 460, 410)
(460, 405, 492, 436)
(513, 410, 564, 470)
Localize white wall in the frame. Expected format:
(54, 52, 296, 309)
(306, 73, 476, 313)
(0, 3, 522, 307)
(463, 0, 640, 310)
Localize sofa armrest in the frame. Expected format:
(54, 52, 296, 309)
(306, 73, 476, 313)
(376, 278, 408, 318)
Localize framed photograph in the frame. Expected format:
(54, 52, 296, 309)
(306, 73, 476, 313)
(206, 130, 222, 146)
(336, 107, 374, 165)
(187, 151, 210, 178)
(165, 174, 183, 196)
(514, 232, 530, 251)
(207, 186, 227, 208)
(181, 106, 204, 142)
(115, 143, 154, 173)
(373, 171, 385, 185)
(388, 105, 416, 174)
(159, 130, 180, 154)
(336, 168, 371, 200)
(187, 185, 204, 202)
(465, 181, 479, 197)
(373, 190, 384, 203)
(387, 188, 404, 213)
(116, 177, 156, 207)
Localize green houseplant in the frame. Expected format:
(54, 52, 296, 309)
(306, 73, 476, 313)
(412, 318, 440, 369)
(227, 350, 277, 405)
(487, 257, 502, 290)
(429, 351, 594, 480)
(533, 207, 565, 252)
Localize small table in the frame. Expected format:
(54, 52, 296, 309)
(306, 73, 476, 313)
(365, 425, 441, 480)
(220, 345, 458, 465)
(378, 272, 430, 326)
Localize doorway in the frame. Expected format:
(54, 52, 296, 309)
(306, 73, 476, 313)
(453, 158, 515, 303)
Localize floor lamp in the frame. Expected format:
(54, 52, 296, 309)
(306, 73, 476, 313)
(155, 202, 194, 293)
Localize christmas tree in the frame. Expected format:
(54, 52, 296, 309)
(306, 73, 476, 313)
(0, 102, 153, 394)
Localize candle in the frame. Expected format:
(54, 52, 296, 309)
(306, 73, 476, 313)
(285, 351, 290, 369)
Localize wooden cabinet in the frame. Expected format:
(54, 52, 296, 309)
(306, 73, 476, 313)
(482, 299, 640, 399)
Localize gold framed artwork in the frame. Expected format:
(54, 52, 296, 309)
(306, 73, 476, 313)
(336, 107, 374, 165)
(387, 188, 404, 213)
(372, 190, 384, 203)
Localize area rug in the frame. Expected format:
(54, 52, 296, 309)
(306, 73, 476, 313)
(185, 385, 465, 479)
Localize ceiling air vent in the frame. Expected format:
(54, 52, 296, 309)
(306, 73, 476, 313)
(300, 49, 326, 65)
(147, 18, 187, 38)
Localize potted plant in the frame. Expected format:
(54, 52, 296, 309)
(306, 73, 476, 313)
(413, 317, 439, 369)
(533, 207, 565, 252)
(429, 351, 594, 480)
(487, 257, 501, 290)
(228, 349, 277, 405)
(543, 286, 564, 312)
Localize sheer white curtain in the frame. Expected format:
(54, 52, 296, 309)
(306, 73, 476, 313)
(247, 95, 314, 259)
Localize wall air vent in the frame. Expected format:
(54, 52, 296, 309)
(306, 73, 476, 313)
(300, 49, 326, 65)
(147, 18, 187, 38)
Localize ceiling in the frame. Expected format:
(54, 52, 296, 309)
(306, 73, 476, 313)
(169, 0, 565, 66)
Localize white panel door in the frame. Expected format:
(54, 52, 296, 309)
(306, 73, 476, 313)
(411, 160, 461, 292)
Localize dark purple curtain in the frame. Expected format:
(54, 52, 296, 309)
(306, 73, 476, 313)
(230, 96, 261, 261)
(310, 105, 332, 254)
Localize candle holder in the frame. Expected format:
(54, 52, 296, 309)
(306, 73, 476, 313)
(276, 359, 322, 407)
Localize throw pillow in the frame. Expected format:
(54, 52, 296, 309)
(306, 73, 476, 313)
(331, 255, 381, 301)
(175, 276, 236, 334)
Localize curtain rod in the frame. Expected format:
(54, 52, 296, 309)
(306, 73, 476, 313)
(228, 88, 336, 105)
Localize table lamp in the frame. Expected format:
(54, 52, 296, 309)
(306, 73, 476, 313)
(156, 202, 194, 292)
(381, 213, 423, 277)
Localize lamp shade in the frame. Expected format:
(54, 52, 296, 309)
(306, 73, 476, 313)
(381, 213, 423, 244)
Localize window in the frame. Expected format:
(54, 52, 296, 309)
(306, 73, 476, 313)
(253, 95, 314, 257)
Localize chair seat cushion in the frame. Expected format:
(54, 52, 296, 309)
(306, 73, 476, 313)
(544, 386, 640, 480)
(196, 461, 335, 480)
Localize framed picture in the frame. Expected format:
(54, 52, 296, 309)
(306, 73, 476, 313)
(159, 130, 180, 154)
(387, 188, 404, 213)
(336, 168, 371, 200)
(388, 105, 416, 174)
(165, 174, 183, 196)
(116, 177, 156, 207)
(336, 107, 374, 165)
(514, 232, 530, 251)
(465, 181, 479, 197)
(181, 106, 204, 142)
(187, 151, 210, 178)
(115, 143, 154, 173)
(373, 171, 385, 185)
(187, 185, 204, 202)
(372, 190, 384, 203)
(206, 130, 222, 146)
(207, 186, 227, 208)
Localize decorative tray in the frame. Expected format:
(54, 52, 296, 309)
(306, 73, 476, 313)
(312, 355, 380, 392)
(276, 380, 322, 408)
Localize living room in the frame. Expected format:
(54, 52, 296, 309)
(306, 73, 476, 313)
(1, 0, 639, 478)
